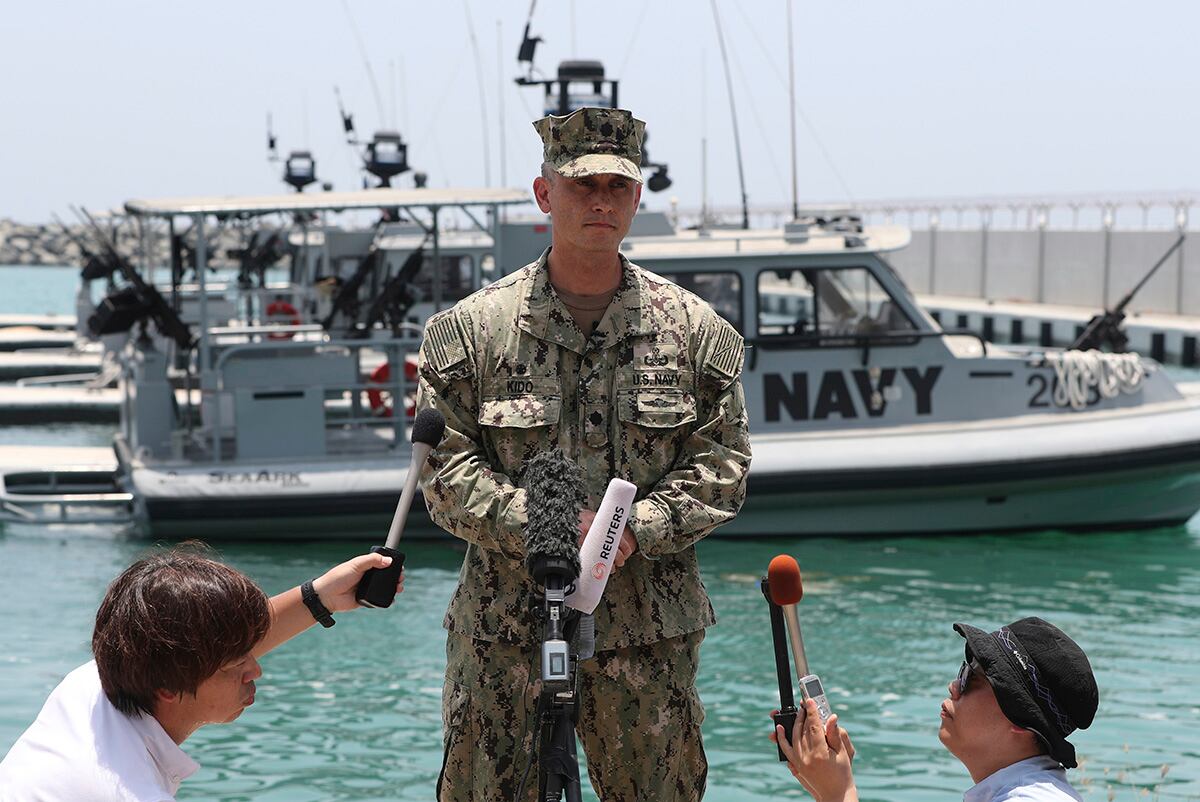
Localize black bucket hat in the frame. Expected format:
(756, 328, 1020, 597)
(953, 617, 1098, 768)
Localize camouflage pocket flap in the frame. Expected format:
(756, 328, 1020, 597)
(478, 395, 561, 429)
(618, 389, 697, 428)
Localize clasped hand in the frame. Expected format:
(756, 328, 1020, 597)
(577, 509, 637, 568)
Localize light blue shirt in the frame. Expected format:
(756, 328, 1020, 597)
(963, 756, 1083, 802)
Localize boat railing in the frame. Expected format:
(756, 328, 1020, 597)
(748, 328, 988, 368)
(187, 332, 423, 464)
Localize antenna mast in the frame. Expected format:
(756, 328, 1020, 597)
(787, 0, 799, 220)
(709, 0, 749, 230)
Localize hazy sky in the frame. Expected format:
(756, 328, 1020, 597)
(2, 0, 1198, 221)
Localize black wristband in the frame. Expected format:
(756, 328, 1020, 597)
(301, 580, 335, 628)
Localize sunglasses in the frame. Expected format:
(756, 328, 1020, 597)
(956, 659, 983, 694)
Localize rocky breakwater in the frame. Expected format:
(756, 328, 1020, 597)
(0, 218, 242, 268)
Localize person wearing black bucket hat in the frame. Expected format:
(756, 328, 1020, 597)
(770, 616, 1098, 802)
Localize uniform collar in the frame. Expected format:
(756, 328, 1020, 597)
(519, 247, 654, 354)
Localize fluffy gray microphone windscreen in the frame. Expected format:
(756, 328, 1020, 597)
(410, 408, 446, 447)
(522, 448, 584, 578)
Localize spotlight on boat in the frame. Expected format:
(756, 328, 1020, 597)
(647, 166, 672, 193)
(284, 150, 317, 192)
(366, 131, 410, 187)
(414, 172, 428, 189)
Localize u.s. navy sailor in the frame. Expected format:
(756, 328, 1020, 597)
(418, 106, 751, 802)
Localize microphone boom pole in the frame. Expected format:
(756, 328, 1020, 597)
(356, 407, 446, 608)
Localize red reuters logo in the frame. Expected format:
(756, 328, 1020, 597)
(592, 562, 607, 581)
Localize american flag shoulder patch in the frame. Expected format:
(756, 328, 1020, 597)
(425, 315, 468, 373)
(705, 320, 744, 379)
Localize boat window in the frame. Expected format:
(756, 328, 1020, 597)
(415, 255, 475, 302)
(659, 271, 742, 332)
(756, 267, 914, 341)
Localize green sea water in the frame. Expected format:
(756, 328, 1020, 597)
(2, 525, 1199, 801)
(0, 264, 87, 315)
(2, 266, 1199, 800)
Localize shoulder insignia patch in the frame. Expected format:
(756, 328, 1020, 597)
(425, 314, 468, 373)
(705, 320, 744, 380)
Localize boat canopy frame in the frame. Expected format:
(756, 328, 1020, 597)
(123, 187, 531, 385)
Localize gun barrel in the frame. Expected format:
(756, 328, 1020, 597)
(1113, 234, 1186, 314)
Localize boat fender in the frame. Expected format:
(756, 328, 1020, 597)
(265, 300, 301, 340)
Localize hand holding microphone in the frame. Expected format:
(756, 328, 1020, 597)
(355, 407, 446, 608)
(763, 554, 834, 763)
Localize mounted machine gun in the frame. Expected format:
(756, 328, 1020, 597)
(1071, 234, 1185, 352)
(77, 208, 194, 351)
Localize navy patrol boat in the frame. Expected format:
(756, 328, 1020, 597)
(619, 215, 1200, 534)
(0, 187, 528, 537)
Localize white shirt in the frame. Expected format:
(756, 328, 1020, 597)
(964, 755, 1084, 802)
(0, 661, 199, 802)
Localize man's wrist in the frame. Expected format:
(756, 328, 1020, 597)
(628, 499, 669, 559)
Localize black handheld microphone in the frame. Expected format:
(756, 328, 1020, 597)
(356, 407, 446, 608)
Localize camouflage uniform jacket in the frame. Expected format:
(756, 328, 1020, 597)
(416, 249, 751, 651)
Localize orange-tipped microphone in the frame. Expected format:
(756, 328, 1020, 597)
(767, 555, 809, 677)
(764, 555, 832, 752)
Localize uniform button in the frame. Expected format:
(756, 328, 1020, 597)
(589, 411, 603, 425)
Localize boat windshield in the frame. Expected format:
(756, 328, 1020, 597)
(413, 254, 475, 303)
(757, 266, 915, 341)
(665, 271, 743, 332)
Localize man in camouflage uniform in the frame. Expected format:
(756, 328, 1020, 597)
(417, 106, 751, 801)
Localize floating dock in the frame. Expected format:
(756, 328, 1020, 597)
(0, 385, 120, 423)
(0, 327, 78, 351)
(0, 313, 76, 331)
(0, 444, 117, 473)
(0, 350, 102, 380)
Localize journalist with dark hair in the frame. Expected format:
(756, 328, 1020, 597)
(771, 617, 1098, 802)
(0, 544, 403, 802)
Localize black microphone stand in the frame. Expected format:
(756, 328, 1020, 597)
(532, 558, 583, 802)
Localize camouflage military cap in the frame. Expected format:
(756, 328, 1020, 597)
(533, 107, 646, 183)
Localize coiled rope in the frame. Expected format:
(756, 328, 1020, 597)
(1044, 349, 1146, 410)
